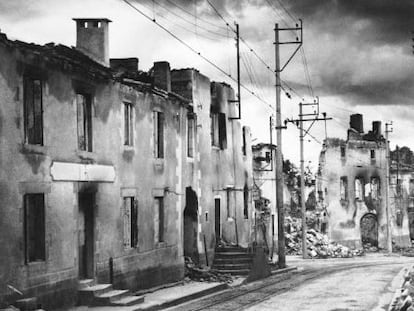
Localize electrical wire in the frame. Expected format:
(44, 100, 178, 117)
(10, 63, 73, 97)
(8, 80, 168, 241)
(121, 0, 273, 110)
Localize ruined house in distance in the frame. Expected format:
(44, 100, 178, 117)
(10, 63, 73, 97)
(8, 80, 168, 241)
(0, 18, 253, 308)
(317, 114, 410, 249)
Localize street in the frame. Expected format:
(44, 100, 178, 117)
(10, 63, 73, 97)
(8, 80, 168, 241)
(167, 254, 413, 311)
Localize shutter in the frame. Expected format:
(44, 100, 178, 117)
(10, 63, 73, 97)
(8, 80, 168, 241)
(131, 199, 138, 248)
(158, 112, 164, 158)
(77, 94, 85, 150)
(154, 198, 159, 243)
(153, 112, 158, 157)
(33, 80, 43, 145)
(123, 198, 131, 248)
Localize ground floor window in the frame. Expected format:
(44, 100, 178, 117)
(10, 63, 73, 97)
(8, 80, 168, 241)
(154, 197, 164, 243)
(24, 193, 46, 263)
(123, 197, 138, 248)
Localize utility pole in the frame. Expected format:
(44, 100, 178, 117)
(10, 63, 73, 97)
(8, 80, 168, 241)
(229, 22, 241, 120)
(287, 99, 331, 259)
(274, 21, 302, 268)
(385, 122, 393, 253)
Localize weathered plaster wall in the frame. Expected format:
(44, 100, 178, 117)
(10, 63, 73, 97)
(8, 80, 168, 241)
(0, 42, 184, 307)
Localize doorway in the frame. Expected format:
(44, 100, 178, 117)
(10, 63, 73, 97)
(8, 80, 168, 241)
(360, 213, 378, 247)
(215, 198, 221, 243)
(184, 187, 198, 263)
(78, 192, 95, 279)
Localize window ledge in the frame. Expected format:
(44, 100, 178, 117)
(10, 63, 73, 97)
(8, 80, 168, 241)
(21, 143, 48, 155)
(186, 156, 194, 162)
(123, 145, 135, 152)
(154, 158, 164, 170)
(156, 242, 167, 249)
(77, 150, 97, 162)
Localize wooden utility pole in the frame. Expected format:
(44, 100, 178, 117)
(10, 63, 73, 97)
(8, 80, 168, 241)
(385, 122, 393, 253)
(274, 21, 302, 267)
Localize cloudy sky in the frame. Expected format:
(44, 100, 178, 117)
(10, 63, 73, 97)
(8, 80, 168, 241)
(1, 0, 413, 168)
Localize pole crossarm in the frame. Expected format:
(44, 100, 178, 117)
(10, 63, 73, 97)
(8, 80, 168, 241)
(275, 19, 303, 72)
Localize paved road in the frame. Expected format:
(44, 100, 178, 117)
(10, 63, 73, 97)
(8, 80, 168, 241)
(168, 254, 413, 311)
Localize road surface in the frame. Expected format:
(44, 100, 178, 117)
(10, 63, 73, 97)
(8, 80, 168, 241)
(167, 254, 413, 311)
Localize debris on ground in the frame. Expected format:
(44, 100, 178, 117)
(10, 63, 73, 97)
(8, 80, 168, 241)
(285, 227, 364, 258)
(184, 257, 234, 283)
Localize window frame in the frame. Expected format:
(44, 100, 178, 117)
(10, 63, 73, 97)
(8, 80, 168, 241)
(24, 77, 44, 145)
(124, 102, 134, 146)
(187, 113, 195, 158)
(76, 93, 93, 152)
(24, 193, 46, 264)
(154, 197, 165, 243)
(153, 111, 164, 158)
(123, 196, 138, 249)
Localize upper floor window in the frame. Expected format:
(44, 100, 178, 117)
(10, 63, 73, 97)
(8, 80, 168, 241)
(153, 111, 164, 158)
(187, 114, 195, 158)
(340, 176, 348, 200)
(218, 113, 227, 150)
(24, 78, 43, 145)
(370, 149, 375, 159)
(340, 146, 346, 158)
(371, 177, 380, 199)
(242, 127, 247, 156)
(76, 93, 92, 152)
(243, 185, 249, 219)
(24, 193, 46, 263)
(124, 102, 134, 146)
(355, 177, 364, 200)
(211, 113, 219, 147)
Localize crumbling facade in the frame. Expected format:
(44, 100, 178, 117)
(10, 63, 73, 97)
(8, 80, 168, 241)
(0, 18, 253, 308)
(317, 114, 409, 249)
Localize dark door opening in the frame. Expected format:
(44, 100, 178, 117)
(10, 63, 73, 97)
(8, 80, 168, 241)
(360, 213, 378, 248)
(184, 187, 199, 263)
(215, 198, 221, 243)
(78, 192, 95, 279)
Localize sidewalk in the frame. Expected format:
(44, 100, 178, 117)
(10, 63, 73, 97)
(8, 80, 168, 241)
(67, 281, 228, 311)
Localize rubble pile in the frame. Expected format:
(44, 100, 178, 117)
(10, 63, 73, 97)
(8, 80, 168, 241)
(285, 228, 364, 258)
(184, 257, 234, 283)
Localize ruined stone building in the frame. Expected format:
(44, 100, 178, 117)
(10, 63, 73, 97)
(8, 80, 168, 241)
(317, 114, 410, 249)
(0, 18, 253, 308)
(389, 147, 414, 246)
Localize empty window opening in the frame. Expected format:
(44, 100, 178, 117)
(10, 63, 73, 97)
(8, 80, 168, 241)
(211, 113, 219, 147)
(77, 93, 93, 152)
(265, 151, 271, 163)
(123, 197, 138, 248)
(340, 146, 346, 158)
(218, 113, 227, 149)
(154, 197, 164, 243)
(187, 114, 195, 158)
(153, 111, 164, 158)
(370, 149, 375, 159)
(371, 177, 380, 199)
(355, 178, 364, 200)
(24, 77, 43, 145)
(24, 194, 46, 263)
(340, 176, 348, 200)
(124, 102, 134, 146)
(83, 22, 88, 28)
(242, 127, 247, 156)
(243, 185, 249, 219)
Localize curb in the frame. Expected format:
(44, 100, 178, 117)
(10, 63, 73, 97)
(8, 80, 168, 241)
(270, 266, 298, 276)
(133, 283, 228, 311)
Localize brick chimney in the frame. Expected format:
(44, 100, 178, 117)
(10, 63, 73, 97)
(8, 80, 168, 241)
(153, 61, 171, 92)
(73, 18, 111, 67)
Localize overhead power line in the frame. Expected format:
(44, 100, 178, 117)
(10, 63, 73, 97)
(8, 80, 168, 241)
(121, 0, 273, 109)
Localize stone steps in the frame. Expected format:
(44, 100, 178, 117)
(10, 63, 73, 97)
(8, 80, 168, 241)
(78, 281, 145, 307)
(212, 246, 254, 275)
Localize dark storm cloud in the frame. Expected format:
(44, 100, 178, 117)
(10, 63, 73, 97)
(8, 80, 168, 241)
(288, 0, 414, 45)
(0, 1, 42, 21)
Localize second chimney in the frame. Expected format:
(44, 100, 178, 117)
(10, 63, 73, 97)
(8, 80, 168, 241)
(73, 18, 111, 67)
(153, 61, 171, 92)
(350, 114, 364, 133)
